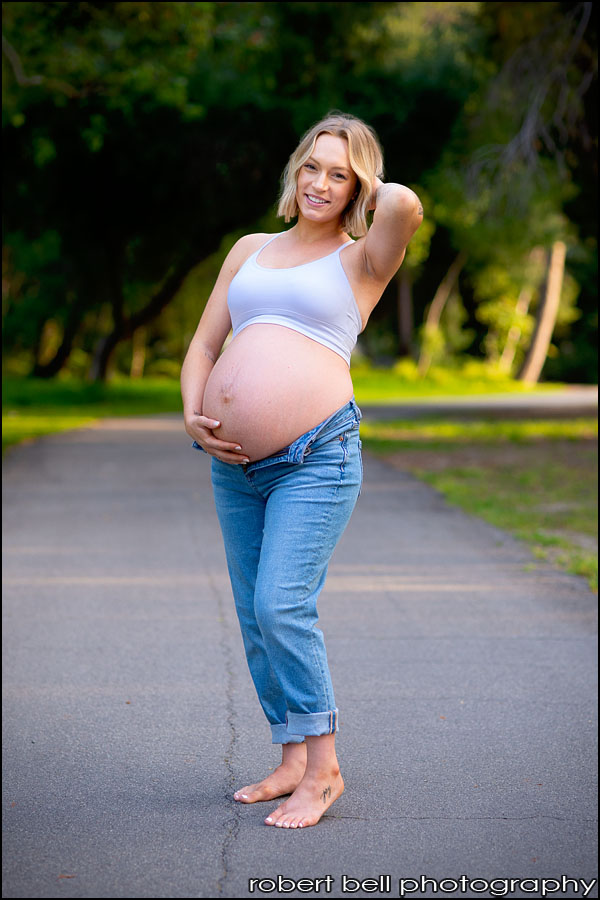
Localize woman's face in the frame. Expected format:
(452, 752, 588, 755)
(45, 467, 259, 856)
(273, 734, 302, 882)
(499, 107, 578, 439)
(295, 133, 357, 224)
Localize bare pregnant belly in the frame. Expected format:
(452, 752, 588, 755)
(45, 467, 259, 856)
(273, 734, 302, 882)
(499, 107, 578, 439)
(202, 325, 354, 461)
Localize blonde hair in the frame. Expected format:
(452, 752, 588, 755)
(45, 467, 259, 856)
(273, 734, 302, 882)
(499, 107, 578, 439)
(277, 111, 384, 238)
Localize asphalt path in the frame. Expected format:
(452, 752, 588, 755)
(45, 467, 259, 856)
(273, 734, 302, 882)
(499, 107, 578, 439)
(2, 413, 597, 899)
(359, 385, 598, 421)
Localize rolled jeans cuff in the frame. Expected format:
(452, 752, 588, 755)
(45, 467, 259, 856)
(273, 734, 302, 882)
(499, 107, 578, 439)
(286, 709, 339, 737)
(271, 723, 305, 744)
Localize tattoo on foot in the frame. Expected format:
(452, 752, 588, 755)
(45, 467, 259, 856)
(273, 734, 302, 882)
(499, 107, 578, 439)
(321, 785, 332, 804)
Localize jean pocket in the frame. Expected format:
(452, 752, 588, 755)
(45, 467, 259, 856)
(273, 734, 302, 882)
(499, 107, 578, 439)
(338, 429, 361, 488)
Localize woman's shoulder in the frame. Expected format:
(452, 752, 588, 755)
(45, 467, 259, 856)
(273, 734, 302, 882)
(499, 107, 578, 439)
(231, 232, 279, 258)
(219, 233, 279, 283)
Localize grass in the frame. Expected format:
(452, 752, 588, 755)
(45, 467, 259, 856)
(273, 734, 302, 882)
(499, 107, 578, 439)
(350, 359, 570, 402)
(359, 418, 598, 448)
(2, 376, 183, 452)
(361, 418, 598, 591)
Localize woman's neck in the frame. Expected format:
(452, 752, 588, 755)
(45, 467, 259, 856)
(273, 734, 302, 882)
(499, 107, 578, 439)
(291, 216, 347, 246)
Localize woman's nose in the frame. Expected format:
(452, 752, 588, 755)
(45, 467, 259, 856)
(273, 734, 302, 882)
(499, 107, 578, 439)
(313, 171, 328, 190)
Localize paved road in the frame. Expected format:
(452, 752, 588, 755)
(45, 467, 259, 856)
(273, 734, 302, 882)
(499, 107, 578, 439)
(2, 416, 597, 899)
(359, 385, 598, 421)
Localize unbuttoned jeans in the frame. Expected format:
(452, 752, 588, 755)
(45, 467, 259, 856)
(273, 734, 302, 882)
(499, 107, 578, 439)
(207, 399, 362, 743)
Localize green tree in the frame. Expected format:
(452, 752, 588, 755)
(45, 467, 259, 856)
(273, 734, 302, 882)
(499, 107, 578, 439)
(2, 3, 303, 379)
(2, 2, 596, 382)
(419, 1, 596, 379)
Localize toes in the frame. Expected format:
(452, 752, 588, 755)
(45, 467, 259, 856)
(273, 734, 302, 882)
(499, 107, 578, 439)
(265, 807, 286, 827)
(265, 799, 286, 826)
(264, 811, 310, 829)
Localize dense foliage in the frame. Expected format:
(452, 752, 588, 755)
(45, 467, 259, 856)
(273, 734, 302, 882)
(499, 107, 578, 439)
(2, 1, 597, 382)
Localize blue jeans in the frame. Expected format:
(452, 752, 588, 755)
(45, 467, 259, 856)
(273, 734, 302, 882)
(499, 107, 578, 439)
(207, 399, 362, 744)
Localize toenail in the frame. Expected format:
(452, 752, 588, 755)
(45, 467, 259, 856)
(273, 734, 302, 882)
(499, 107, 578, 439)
(265, 817, 272, 823)
(276, 822, 283, 827)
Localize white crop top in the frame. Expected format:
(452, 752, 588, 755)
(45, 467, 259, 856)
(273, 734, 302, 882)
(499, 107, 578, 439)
(227, 233, 362, 365)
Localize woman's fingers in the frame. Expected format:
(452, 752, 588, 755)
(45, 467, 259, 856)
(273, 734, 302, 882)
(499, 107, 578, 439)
(205, 434, 247, 455)
(217, 452, 250, 464)
(202, 433, 249, 463)
(208, 441, 249, 463)
(211, 445, 249, 462)
(208, 437, 245, 452)
(189, 416, 247, 459)
(187, 415, 249, 463)
(197, 415, 220, 429)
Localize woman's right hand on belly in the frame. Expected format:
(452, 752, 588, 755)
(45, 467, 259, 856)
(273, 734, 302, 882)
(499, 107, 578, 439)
(185, 413, 250, 464)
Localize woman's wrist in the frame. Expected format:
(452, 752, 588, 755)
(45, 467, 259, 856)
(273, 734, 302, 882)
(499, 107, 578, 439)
(370, 181, 421, 220)
(368, 177, 384, 211)
(183, 405, 202, 426)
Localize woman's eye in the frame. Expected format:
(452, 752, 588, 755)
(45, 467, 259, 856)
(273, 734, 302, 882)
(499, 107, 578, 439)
(303, 164, 346, 180)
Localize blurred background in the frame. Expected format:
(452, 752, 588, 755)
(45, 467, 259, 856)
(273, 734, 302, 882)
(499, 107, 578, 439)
(2, 1, 597, 385)
(2, 2, 597, 588)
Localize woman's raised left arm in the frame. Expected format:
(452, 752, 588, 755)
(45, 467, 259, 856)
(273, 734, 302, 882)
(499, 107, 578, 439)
(360, 178, 423, 284)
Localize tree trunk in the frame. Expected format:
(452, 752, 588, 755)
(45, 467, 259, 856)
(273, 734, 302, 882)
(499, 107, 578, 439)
(417, 251, 467, 376)
(88, 246, 204, 381)
(498, 284, 535, 373)
(517, 241, 567, 383)
(396, 270, 414, 358)
(88, 249, 126, 381)
(130, 327, 147, 378)
(32, 302, 85, 378)
(499, 247, 546, 374)
(88, 331, 117, 382)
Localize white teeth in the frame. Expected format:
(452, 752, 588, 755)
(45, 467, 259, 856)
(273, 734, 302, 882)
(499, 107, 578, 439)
(307, 195, 327, 204)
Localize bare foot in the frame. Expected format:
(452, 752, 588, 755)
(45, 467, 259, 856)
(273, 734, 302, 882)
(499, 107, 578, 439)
(264, 768, 344, 828)
(234, 746, 306, 803)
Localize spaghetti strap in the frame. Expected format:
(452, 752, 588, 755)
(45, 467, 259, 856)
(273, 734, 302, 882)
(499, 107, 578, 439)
(252, 233, 283, 261)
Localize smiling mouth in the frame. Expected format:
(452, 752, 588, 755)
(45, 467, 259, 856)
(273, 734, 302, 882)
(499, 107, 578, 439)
(305, 194, 329, 205)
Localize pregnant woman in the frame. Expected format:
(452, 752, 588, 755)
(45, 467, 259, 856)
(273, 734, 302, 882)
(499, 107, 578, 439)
(181, 111, 422, 829)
